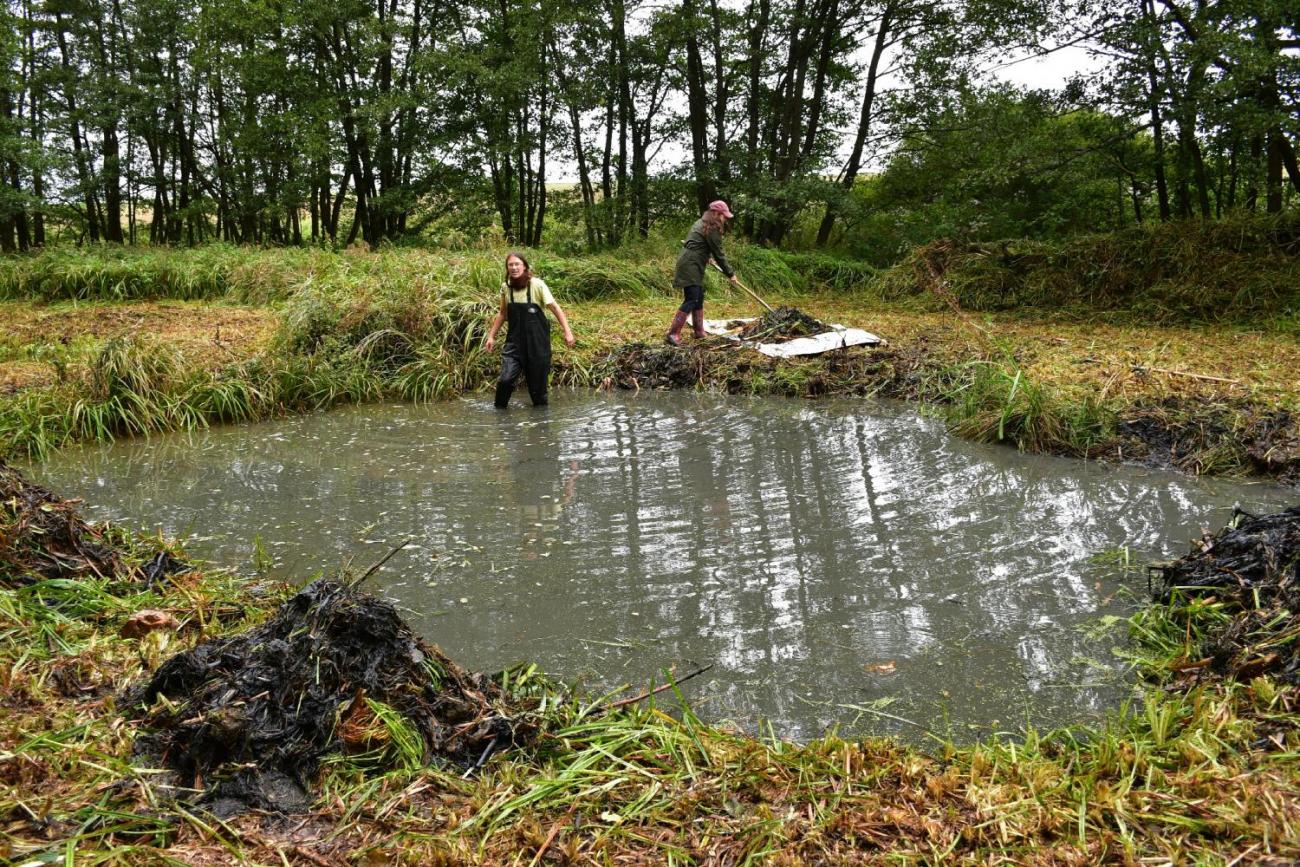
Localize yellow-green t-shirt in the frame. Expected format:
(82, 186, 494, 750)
(502, 277, 554, 306)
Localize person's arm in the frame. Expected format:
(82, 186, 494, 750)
(707, 229, 738, 283)
(547, 302, 576, 347)
(485, 296, 507, 351)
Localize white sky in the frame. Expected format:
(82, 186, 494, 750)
(987, 44, 1102, 90)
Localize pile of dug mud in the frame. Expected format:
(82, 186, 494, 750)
(1152, 505, 1300, 686)
(600, 341, 715, 390)
(125, 578, 536, 816)
(0, 461, 185, 590)
(733, 306, 828, 342)
(2, 460, 123, 588)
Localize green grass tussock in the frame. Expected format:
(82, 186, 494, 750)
(876, 213, 1300, 322)
(944, 356, 1117, 454)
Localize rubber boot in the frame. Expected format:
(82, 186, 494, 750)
(664, 310, 688, 346)
(494, 379, 513, 409)
(691, 307, 706, 339)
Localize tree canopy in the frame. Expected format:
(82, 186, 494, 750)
(0, 0, 1296, 253)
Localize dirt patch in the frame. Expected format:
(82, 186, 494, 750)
(0, 361, 49, 394)
(125, 578, 537, 816)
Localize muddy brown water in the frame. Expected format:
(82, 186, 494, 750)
(27, 392, 1298, 742)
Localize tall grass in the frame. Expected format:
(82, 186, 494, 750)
(943, 356, 1116, 454)
(0, 240, 880, 308)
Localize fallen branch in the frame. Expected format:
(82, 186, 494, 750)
(349, 540, 412, 588)
(605, 665, 714, 711)
(1131, 364, 1240, 385)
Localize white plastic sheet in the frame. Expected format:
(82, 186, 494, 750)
(702, 318, 885, 358)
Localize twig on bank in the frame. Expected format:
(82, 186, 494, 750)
(292, 845, 337, 867)
(606, 664, 714, 710)
(1131, 363, 1240, 385)
(349, 540, 412, 588)
(529, 805, 579, 867)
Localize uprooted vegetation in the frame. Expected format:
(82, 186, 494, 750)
(126, 578, 537, 816)
(733, 305, 829, 342)
(0, 461, 127, 588)
(0, 459, 187, 591)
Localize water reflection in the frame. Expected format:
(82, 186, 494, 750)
(28, 391, 1297, 742)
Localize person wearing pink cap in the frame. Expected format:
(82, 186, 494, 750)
(666, 200, 740, 346)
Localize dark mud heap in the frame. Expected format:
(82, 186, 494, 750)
(126, 579, 535, 816)
(1, 461, 124, 588)
(1152, 506, 1300, 684)
(0, 461, 185, 590)
(601, 341, 714, 390)
(736, 305, 828, 342)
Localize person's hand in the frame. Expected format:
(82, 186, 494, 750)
(728, 274, 740, 286)
(563, 330, 576, 348)
(486, 334, 496, 352)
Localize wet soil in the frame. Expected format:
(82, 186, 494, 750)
(125, 578, 537, 816)
(1151, 506, 1300, 742)
(1115, 400, 1300, 485)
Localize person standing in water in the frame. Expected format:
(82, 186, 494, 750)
(485, 252, 576, 408)
(666, 200, 740, 346)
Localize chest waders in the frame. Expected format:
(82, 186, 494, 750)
(494, 282, 552, 408)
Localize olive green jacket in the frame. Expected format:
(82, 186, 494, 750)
(672, 219, 734, 288)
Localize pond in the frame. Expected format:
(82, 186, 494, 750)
(28, 391, 1298, 742)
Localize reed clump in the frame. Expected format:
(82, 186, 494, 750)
(943, 356, 1118, 454)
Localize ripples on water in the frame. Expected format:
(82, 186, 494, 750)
(29, 391, 1298, 741)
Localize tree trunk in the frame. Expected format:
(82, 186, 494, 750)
(681, 0, 715, 211)
(817, 0, 892, 246)
(1141, 0, 1171, 220)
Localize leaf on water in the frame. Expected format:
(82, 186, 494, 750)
(864, 660, 897, 674)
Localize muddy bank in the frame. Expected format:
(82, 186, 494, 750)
(595, 340, 1300, 487)
(1152, 506, 1300, 683)
(1115, 400, 1300, 485)
(1151, 505, 1300, 746)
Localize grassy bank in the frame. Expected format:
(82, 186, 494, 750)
(876, 213, 1300, 327)
(1, 226, 1298, 483)
(2, 462, 1298, 864)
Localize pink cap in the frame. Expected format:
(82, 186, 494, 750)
(708, 200, 734, 219)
